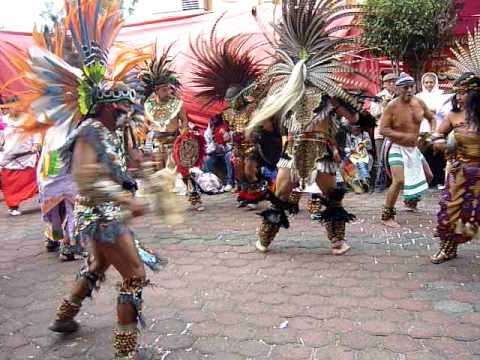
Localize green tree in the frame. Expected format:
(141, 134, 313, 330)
(361, 0, 461, 89)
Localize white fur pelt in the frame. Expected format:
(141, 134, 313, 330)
(247, 59, 307, 132)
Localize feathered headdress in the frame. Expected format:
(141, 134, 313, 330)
(138, 43, 181, 100)
(189, 15, 265, 108)
(448, 22, 480, 92)
(0, 0, 135, 134)
(248, 0, 365, 130)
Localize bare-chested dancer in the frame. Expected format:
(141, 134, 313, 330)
(379, 73, 435, 227)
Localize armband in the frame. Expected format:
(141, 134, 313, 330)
(431, 132, 446, 144)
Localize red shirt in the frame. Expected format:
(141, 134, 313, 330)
(213, 123, 230, 146)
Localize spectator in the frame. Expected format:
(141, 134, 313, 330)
(370, 73, 397, 192)
(203, 114, 234, 191)
(344, 125, 373, 193)
(416, 72, 446, 188)
(0, 105, 40, 216)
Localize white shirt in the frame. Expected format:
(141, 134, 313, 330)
(0, 116, 41, 170)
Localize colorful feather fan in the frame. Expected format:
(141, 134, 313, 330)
(248, 0, 366, 130)
(64, 0, 124, 115)
(188, 14, 265, 107)
(110, 42, 153, 83)
(0, 0, 126, 135)
(448, 23, 480, 79)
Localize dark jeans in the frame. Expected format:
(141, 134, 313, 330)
(204, 151, 234, 186)
(423, 147, 446, 187)
(374, 138, 388, 192)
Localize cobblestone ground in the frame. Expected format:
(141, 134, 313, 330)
(1, 190, 480, 359)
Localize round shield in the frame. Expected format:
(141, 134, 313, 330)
(173, 130, 206, 176)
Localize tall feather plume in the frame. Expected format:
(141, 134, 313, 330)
(32, 21, 80, 67)
(138, 42, 181, 99)
(110, 43, 153, 83)
(0, 0, 122, 134)
(188, 14, 265, 107)
(448, 23, 480, 79)
(66, 0, 122, 68)
(248, 0, 365, 131)
(0, 39, 82, 134)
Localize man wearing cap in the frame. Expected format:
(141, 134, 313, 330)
(370, 73, 397, 192)
(379, 73, 435, 227)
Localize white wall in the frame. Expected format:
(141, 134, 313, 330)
(127, 0, 273, 22)
(127, 0, 204, 23)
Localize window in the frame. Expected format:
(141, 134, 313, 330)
(182, 0, 201, 11)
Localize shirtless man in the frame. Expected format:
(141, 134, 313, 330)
(379, 73, 435, 227)
(144, 83, 188, 170)
(144, 82, 205, 211)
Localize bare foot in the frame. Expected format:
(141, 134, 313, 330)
(382, 219, 401, 228)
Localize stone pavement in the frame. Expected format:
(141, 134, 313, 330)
(1, 190, 480, 360)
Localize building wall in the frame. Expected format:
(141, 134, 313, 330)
(127, 0, 205, 23)
(127, 0, 363, 23)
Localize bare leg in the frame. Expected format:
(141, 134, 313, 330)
(95, 232, 148, 358)
(49, 241, 110, 333)
(96, 233, 146, 324)
(244, 158, 259, 183)
(275, 168, 294, 201)
(382, 165, 404, 228)
(69, 244, 110, 304)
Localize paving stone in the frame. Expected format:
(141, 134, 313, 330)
(383, 334, 423, 353)
(442, 324, 480, 341)
(402, 321, 443, 339)
(313, 345, 355, 360)
(1, 192, 479, 358)
(222, 325, 258, 341)
(269, 343, 313, 359)
(356, 349, 399, 360)
(424, 337, 472, 355)
(340, 331, 379, 350)
(192, 336, 236, 354)
(233, 339, 270, 357)
(362, 320, 397, 336)
(191, 321, 222, 337)
(404, 352, 444, 360)
(434, 300, 475, 314)
(164, 350, 205, 360)
(257, 327, 299, 345)
(154, 334, 195, 350)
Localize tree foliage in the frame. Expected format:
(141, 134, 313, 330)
(361, 0, 461, 87)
